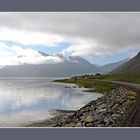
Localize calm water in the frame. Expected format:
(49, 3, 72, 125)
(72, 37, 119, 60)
(0, 77, 102, 127)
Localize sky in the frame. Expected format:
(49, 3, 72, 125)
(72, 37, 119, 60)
(0, 12, 139, 66)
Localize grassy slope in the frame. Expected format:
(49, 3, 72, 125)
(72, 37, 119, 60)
(54, 77, 119, 93)
(87, 74, 140, 84)
(54, 74, 140, 93)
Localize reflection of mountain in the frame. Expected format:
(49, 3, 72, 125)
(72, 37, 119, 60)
(110, 52, 140, 74)
(0, 51, 128, 77)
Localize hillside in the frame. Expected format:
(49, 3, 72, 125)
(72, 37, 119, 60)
(101, 59, 128, 73)
(110, 52, 140, 74)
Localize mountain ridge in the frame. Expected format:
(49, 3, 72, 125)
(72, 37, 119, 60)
(101, 58, 128, 74)
(110, 52, 140, 74)
(0, 51, 129, 77)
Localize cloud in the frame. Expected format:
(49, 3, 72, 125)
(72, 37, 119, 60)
(0, 42, 63, 65)
(0, 27, 64, 46)
(61, 39, 114, 57)
(0, 13, 139, 58)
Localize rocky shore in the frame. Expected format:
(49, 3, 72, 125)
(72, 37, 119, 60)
(56, 87, 137, 127)
(27, 87, 138, 127)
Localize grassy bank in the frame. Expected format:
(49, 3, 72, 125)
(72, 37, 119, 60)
(75, 74, 140, 84)
(54, 78, 119, 93)
(54, 74, 140, 93)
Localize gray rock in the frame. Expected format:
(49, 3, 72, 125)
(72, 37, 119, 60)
(57, 87, 137, 127)
(76, 122, 82, 127)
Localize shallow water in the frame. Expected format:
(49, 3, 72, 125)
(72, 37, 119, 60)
(0, 77, 102, 127)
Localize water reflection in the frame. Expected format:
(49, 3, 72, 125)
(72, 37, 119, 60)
(0, 77, 102, 126)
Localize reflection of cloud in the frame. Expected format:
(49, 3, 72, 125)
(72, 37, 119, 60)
(0, 83, 102, 111)
(0, 78, 102, 126)
(0, 109, 54, 127)
(0, 87, 64, 110)
(12, 89, 64, 109)
(61, 92, 102, 110)
(0, 42, 63, 65)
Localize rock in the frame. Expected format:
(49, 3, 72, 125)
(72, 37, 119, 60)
(99, 108, 107, 113)
(111, 104, 119, 112)
(97, 124, 105, 127)
(56, 87, 137, 127)
(76, 122, 82, 127)
(64, 86, 71, 88)
(98, 104, 106, 110)
(125, 100, 135, 109)
(104, 117, 109, 126)
(65, 122, 76, 127)
(86, 123, 93, 127)
(130, 96, 135, 100)
(83, 115, 94, 123)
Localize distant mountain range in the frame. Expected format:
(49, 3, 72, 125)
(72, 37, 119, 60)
(110, 52, 140, 74)
(0, 51, 133, 77)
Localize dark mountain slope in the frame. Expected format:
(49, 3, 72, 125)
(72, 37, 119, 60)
(101, 59, 128, 73)
(110, 52, 140, 74)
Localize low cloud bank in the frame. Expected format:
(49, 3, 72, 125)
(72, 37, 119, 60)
(0, 43, 63, 66)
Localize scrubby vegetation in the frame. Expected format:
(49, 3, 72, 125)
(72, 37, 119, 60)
(54, 74, 140, 93)
(82, 74, 140, 84)
(54, 77, 118, 93)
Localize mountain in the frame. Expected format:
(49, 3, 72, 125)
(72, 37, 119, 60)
(0, 54, 101, 77)
(0, 50, 130, 77)
(110, 52, 140, 74)
(101, 59, 128, 73)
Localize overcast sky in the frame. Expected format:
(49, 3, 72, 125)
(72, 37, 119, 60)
(0, 12, 139, 65)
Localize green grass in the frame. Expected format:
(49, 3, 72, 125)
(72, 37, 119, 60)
(54, 74, 140, 93)
(71, 74, 140, 84)
(54, 78, 119, 93)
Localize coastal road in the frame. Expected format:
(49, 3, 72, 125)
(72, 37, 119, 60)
(101, 80, 140, 127)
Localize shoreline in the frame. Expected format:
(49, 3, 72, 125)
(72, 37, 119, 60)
(26, 77, 140, 127)
(82, 88, 97, 92)
(26, 110, 76, 127)
(26, 80, 106, 127)
(56, 87, 138, 127)
(26, 82, 103, 127)
(26, 86, 138, 127)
